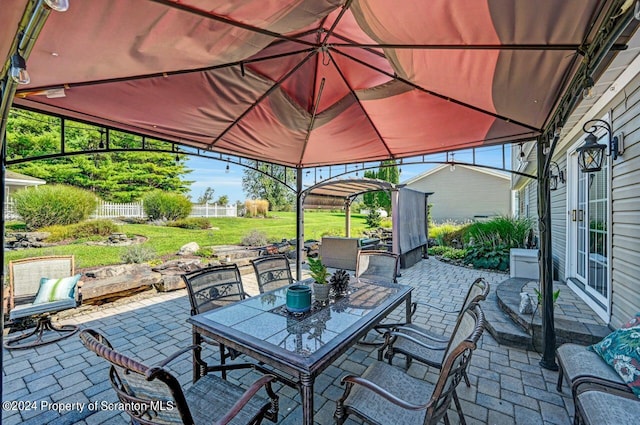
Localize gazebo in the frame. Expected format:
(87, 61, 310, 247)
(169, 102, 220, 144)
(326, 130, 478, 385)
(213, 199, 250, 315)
(2, 0, 638, 372)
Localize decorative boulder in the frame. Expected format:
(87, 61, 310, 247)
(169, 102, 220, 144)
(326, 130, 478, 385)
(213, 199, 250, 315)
(178, 242, 200, 256)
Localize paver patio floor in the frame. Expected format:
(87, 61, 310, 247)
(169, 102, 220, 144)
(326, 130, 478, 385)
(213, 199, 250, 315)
(2, 258, 576, 424)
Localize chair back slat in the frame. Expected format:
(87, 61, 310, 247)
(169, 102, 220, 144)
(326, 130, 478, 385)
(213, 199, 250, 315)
(181, 264, 246, 315)
(251, 255, 293, 293)
(355, 251, 398, 283)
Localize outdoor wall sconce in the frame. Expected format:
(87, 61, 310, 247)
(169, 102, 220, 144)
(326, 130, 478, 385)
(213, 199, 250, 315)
(577, 119, 623, 173)
(549, 162, 565, 191)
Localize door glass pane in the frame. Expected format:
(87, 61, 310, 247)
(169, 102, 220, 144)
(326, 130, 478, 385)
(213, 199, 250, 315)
(588, 155, 608, 298)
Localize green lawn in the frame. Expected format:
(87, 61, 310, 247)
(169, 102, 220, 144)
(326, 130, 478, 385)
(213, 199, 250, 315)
(4, 211, 369, 269)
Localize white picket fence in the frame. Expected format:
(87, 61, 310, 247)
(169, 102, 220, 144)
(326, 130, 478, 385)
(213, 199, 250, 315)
(93, 201, 145, 218)
(5, 199, 237, 220)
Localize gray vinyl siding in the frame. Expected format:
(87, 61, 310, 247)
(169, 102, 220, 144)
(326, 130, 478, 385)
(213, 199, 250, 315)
(550, 156, 568, 281)
(609, 78, 640, 328)
(405, 166, 511, 223)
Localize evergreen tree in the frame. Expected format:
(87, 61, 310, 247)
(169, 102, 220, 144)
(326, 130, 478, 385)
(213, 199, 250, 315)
(6, 110, 192, 202)
(361, 160, 399, 213)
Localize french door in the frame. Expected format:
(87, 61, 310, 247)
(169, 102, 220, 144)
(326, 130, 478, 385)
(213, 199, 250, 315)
(569, 142, 610, 317)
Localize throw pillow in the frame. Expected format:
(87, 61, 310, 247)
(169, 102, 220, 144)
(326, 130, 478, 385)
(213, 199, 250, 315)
(589, 323, 640, 398)
(621, 312, 640, 329)
(33, 274, 81, 304)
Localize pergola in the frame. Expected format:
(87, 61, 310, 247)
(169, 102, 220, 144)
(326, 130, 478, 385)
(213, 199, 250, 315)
(2, 0, 639, 372)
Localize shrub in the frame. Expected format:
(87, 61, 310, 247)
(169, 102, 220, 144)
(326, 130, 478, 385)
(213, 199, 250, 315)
(71, 219, 119, 238)
(464, 239, 511, 271)
(40, 219, 119, 242)
(428, 246, 467, 260)
(143, 191, 191, 221)
(120, 245, 156, 264)
(463, 216, 533, 248)
(168, 217, 211, 230)
(365, 209, 382, 228)
(244, 199, 269, 217)
(13, 184, 98, 229)
(195, 246, 215, 258)
(241, 229, 268, 247)
(379, 219, 392, 228)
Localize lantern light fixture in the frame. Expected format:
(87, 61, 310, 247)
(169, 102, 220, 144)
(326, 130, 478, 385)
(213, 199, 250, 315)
(577, 119, 623, 173)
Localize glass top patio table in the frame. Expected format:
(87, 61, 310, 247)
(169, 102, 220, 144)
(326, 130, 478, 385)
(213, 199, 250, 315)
(188, 278, 413, 425)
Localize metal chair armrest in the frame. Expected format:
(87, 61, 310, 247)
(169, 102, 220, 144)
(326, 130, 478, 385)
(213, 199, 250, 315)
(387, 330, 447, 351)
(147, 345, 200, 379)
(340, 375, 427, 411)
(572, 376, 635, 398)
(393, 325, 449, 343)
(215, 375, 279, 425)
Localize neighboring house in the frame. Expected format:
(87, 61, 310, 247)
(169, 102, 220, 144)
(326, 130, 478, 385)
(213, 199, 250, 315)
(5, 170, 46, 199)
(403, 164, 511, 223)
(513, 28, 640, 328)
(4, 170, 46, 220)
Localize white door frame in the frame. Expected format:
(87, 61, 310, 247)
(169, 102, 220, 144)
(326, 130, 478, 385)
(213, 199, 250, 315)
(565, 134, 611, 322)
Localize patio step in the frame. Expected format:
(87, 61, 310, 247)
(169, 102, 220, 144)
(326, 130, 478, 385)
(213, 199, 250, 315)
(493, 278, 611, 350)
(483, 289, 534, 351)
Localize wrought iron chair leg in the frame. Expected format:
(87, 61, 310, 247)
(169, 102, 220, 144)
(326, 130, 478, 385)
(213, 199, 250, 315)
(443, 411, 451, 425)
(556, 367, 564, 392)
(452, 390, 466, 425)
(463, 369, 471, 387)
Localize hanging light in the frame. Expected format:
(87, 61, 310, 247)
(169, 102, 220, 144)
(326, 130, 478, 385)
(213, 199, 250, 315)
(548, 162, 565, 191)
(10, 52, 30, 85)
(577, 119, 622, 173)
(44, 0, 70, 12)
(582, 76, 596, 100)
(98, 129, 105, 149)
(225, 164, 230, 173)
(449, 153, 456, 171)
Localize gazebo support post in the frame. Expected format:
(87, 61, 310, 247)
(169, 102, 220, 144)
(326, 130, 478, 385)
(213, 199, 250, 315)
(345, 198, 352, 238)
(296, 168, 304, 281)
(537, 135, 558, 371)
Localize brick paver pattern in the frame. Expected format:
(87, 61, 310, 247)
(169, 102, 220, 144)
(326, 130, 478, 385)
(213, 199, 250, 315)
(2, 258, 576, 424)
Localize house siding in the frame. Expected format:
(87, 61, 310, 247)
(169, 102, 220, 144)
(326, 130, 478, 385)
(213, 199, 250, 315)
(406, 165, 511, 223)
(609, 77, 640, 328)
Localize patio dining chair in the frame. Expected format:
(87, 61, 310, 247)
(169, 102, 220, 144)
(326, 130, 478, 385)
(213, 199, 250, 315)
(250, 254, 293, 294)
(4, 255, 83, 350)
(334, 303, 486, 425)
(378, 278, 490, 386)
(182, 264, 249, 381)
(80, 328, 279, 425)
(354, 251, 412, 346)
(355, 250, 399, 283)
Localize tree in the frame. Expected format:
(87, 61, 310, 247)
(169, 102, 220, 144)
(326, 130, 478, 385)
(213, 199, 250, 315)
(6, 110, 192, 202)
(216, 195, 229, 206)
(242, 162, 295, 211)
(362, 160, 399, 212)
(197, 187, 215, 204)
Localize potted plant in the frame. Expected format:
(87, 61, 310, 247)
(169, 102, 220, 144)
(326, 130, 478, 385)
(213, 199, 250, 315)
(308, 257, 330, 303)
(330, 269, 350, 297)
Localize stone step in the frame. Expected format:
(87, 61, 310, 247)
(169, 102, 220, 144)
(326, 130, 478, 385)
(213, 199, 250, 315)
(492, 278, 611, 349)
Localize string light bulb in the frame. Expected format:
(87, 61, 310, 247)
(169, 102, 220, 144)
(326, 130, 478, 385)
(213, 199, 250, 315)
(10, 53, 30, 85)
(44, 0, 70, 12)
(225, 164, 230, 173)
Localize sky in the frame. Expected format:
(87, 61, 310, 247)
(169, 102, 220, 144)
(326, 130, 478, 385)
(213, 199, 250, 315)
(186, 144, 513, 204)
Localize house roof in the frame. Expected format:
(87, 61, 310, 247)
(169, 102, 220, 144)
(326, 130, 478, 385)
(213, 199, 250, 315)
(402, 164, 510, 185)
(5, 170, 46, 186)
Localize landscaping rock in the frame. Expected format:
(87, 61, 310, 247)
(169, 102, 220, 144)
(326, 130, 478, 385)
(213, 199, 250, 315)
(81, 263, 162, 303)
(178, 242, 200, 255)
(4, 232, 53, 250)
